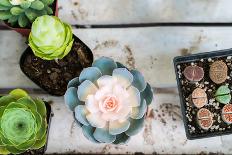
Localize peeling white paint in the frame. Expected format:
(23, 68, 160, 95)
(58, 0, 232, 25)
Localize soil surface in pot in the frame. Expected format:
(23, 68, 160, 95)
(176, 55, 232, 139)
(20, 147, 45, 155)
(21, 39, 93, 96)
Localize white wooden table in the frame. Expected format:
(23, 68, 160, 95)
(1, 0, 232, 154)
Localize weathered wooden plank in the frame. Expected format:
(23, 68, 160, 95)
(58, 0, 232, 25)
(2, 28, 232, 154)
(1, 27, 232, 88)
(33, 91, 232, 154)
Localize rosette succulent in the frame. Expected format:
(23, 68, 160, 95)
(28, 15, 74, 60)
(65, 57, 153, 144)
(0, 0, 55, 28)
(0, 89, 47, 154)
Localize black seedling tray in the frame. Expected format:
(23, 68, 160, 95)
(20, 35, 93, 96)
(173, 48, 232, 139)
(43, 101, 53, 154)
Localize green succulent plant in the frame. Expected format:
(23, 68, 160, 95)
(0, 0, 55, 28)
(0, 89, 47, 154)
(28, 15, 74, 60)
(65, 57, 153, 144)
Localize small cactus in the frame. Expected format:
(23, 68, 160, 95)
(0, 0, 55, 28)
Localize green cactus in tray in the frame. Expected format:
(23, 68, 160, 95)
(0, 89, 47, 154)
(0, 0, 55, 28)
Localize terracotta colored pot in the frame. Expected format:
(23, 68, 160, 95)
(4, 0, 58, 37)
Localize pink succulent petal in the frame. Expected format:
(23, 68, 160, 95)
(95, 86, 113, 101)
(97, 75, 117, 88)
(101, 112, 119, 121)
(113, 84, 129, 99)
(78, 80, 98, 102)
(102, 105, 131, 121)
(85, 95, 99, 113)
(86, 113, 106, 128)
(116, 106, 132, 120)
(127, 86, 141, 107)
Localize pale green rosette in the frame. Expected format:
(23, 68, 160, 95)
(28, 15, 74, 60)
(0, 89, 47, 154)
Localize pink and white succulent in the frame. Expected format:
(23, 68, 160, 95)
(65, 57, 153, 144)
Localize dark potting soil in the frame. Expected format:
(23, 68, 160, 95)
(20, 147, 45, 155)
(176, 55, 232, 138)
(21, 40, 93, 96)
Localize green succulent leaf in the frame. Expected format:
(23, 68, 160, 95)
(0, 11, 12, 20)
(9, 89, 28, 100)
(34, 99, 47, 118)
(5, 102, 28, 110)
(30, 0, 44, 10)
(10, 7, 24, 15)
(0, 0, 12, 7)
(18, 14, 29, 27)
(41, 0, 55, 5)
(17, 97, 37, 112)
(35, 119, 47, 140)
(15, 136, 36, 151)
(37, 9, 47, 16)
(20, 1, 31, 9)
(8, 15, 18, 23)
(25, 8, 39, 22)
(0, 95, 16, 107)
(31, 132, 47, 149)
(45, 6, 53, 14)
(0, 106, 6, 120)
(0, 146, 10, 154)
(5, 145, 25, 154)
(0, 4, 10, 11)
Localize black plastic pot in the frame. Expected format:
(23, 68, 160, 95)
(20, 35, 94, 96)
(42, 101, 53, 154)
(173, 48, 232, 139)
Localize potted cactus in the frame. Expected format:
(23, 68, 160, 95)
(64, 57, 153, 144)
(0, 0, 58, 36)
(0, 89, 52, 154)
(20, 15, 93, 96)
